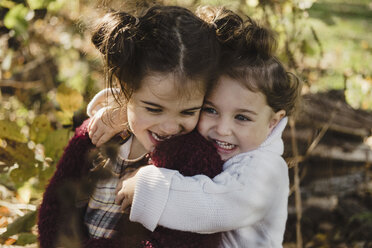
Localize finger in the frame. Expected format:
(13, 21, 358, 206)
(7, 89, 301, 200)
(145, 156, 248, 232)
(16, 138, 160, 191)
(96, 132, 114, 147)
(122, 168, 140, 180)
(121, 198, 131, 212)
(88, 121, 98, 140)
(91, 128, 105, 145)
(115, 191, 125, 205)
(123, 206, 131, 215)
(88, 116, 98, 134)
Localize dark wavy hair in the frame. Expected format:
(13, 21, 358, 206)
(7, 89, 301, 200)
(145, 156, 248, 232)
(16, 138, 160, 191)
(197, 6, 302, 116)
(91, 5, 220, 101)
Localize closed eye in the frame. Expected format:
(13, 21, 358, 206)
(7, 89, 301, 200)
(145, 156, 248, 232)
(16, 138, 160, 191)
(145, 107, 162, 113)
(181, 110, 198, 116)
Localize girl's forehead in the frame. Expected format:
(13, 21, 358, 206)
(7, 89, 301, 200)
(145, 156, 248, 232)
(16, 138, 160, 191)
(140, 72, 205, 100)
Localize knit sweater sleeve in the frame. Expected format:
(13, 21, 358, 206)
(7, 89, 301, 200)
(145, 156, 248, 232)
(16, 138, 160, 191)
(130, 152, 289, 233)
(38, 119, 95, 248)
(86, 88, 120, 117)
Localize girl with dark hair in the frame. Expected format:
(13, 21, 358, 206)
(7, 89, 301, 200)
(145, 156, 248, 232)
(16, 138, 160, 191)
(88, 6, 302, 248)
(38, 5, 223, 248)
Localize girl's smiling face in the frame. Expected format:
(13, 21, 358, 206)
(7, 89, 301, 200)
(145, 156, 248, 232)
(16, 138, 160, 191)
(127, 73, 205, 156)
(197, 75, 285, 161)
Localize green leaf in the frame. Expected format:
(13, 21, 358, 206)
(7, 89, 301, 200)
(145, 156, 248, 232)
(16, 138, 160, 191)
(56, 83, 83, 113)
(0, 1, 16, 9)
(16, 232, 38, 245)
(3, 139, 36, 167)
(0, 120, 27, 143)
(29, 115, 51, 144)
(27, 0, 54, 9)
(0, 211, 37, 239)
(0, 145, 16, 167)
(9, 166, 38, 189)
(3, 4, 29, 35)
(43, 128, 71, 161)
(301, 40, 316, 56)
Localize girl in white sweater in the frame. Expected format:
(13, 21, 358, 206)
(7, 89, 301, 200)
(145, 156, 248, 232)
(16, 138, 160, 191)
(88, 7, 301, 248)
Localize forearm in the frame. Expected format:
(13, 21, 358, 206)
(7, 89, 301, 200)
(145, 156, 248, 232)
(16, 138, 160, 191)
(87, 88, 121, 117)
(130, 157, 286, 233)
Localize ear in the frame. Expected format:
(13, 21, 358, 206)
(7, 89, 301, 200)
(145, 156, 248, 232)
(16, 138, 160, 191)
(269, 110, 286, 131)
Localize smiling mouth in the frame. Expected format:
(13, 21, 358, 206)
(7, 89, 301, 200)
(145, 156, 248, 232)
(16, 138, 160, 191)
(150, 131, 174, 142)
(213, 139, 236, 150)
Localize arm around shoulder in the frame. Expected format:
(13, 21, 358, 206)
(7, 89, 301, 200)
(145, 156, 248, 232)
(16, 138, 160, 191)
(130, 152, 289, 234)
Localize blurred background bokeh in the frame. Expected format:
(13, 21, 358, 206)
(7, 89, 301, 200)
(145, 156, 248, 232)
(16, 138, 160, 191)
(0, 0, 371, 247)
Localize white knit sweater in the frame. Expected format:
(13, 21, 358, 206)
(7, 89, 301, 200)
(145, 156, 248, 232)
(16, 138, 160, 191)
(129, 118, 289, 248)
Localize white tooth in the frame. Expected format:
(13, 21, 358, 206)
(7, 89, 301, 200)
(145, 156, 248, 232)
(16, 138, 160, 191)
(215, 140, 235, 150)
(151, 132, 162, 141)
(151, 132, 173, 141)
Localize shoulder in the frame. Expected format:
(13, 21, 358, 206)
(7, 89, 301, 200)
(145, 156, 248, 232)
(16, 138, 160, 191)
(61, 118, 93, 158)
(225, 151, 288, 185)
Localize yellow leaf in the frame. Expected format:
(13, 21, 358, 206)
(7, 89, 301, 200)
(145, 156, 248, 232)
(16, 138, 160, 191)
(0, 120, 27, 143)
(361, 40, 369, 50)
(17, 183, 32, 203)
(0, 206, 10, 216)
(0, 216, 8, 228)
(5, 238, 16, 245)
(56, 84, 83, 113)
(55, 110, 73, 126)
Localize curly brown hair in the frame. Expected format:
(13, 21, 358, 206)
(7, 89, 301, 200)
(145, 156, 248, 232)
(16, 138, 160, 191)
(92, 5, 221, 101)
(197, 6, 301, 116)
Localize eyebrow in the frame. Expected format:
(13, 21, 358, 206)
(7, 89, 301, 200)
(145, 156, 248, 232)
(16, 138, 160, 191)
(204, 100, 258, 115)
(141, 101, 162, 108)
(141, 101, 202, 111)
(238, 109, 258, 115)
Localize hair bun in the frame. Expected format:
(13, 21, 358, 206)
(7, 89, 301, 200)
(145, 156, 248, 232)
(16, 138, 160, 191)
(196, 6, 243, 45)
(243, 18, 277, 58)
(91, 11, 138, 57)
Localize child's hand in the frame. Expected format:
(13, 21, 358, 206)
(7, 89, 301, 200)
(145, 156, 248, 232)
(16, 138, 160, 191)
(115, 167, 141, 213)
(88, 106, 127, 147)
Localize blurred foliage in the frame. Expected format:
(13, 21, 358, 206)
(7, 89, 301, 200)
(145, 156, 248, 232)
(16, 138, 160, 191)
(0, 0, 371, 246)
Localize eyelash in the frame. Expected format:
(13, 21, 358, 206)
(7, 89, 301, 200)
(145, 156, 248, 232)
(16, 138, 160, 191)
(202, 107, 217, 115)
(203, 107, 252, 122)
(146, 107, 198, 116)
(145, 107, 162, 113)
(181, 111, 197, 116)
(235, 114, 251, 122)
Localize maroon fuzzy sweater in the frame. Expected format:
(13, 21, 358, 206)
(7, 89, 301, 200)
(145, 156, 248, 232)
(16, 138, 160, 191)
(38, 119, 223, 248)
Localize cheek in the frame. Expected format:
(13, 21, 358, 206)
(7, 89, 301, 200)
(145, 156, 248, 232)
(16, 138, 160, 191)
(197, 115, 209, 138)
(182, 116, 199, 133)
(127, 109, 148, 132)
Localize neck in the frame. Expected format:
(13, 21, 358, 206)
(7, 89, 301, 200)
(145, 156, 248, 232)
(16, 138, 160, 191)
(129, 136, 147, 159)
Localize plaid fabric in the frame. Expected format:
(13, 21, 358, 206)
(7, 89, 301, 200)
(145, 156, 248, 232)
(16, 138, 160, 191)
(84, 136, 148, 239)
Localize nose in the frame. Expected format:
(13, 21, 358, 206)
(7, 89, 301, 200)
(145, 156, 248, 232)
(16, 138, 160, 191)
(159, 119, 183, 136)
(215, 118, 232, 136)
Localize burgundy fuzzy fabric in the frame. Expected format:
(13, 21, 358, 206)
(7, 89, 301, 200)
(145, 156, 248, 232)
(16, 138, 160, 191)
(38, 120, 223, 248)
(38, 119, 95, 248)
(151, 130, 223, 178)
